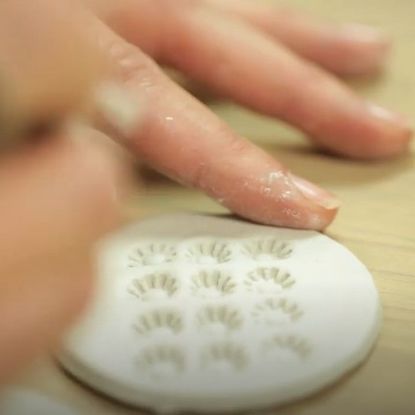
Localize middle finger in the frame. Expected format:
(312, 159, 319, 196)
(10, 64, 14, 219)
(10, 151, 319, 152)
(92, 0, 412, 159)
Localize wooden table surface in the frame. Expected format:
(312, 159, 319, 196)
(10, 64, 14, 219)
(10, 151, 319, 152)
(20, 0, 415, 414)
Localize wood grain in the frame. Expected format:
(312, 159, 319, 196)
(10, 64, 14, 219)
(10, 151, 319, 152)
(20, 1, 415, 414)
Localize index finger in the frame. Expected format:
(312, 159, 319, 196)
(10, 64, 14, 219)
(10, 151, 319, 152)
(89, 17, 339, 230)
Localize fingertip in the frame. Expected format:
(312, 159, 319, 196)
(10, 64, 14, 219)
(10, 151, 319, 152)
(331, 24, 391, 76)
(273, 180, 340, 232)
(350, 104, 413, 159)
(289, 174, 341, 210)
(303, 204, 339, 231)
(214, 164, 340, 231)
(336, 24, 391, 50)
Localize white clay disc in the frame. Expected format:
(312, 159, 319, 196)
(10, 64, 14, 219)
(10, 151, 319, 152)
(60, 214, 381, 413)
(0, 390, 77, 415)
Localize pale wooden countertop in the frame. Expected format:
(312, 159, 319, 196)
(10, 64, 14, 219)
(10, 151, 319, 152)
(20, 0, 415, 414)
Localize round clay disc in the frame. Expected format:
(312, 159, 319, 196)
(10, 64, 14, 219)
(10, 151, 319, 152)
(0, 390, 77, 415)
(59, 214, 381, 413)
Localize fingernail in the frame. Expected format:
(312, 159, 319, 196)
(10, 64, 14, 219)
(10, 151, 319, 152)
(366, 103, 412, 130)
(93, 82, 143, 137)
(290, 174, 340, 210)
(338, 24, 389, 45)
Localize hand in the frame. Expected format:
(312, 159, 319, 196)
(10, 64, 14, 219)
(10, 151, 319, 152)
(0, 0, 411, 385)
(81, 0, 411, 230)
(3, 0, 411, 232)
(0, 1, 126, 385)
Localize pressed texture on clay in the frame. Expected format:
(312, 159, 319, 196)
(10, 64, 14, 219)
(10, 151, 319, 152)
(59, 214, 381, 413)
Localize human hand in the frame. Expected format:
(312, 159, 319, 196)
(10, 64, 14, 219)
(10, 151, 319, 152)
(2, 0, 411, 235)
(0, 0, 127, 385)
(79, 0, 412, 230)
(0, 0, 411, 385)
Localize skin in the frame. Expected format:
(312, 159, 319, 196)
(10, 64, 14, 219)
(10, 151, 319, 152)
(0, 0, 412, 385)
